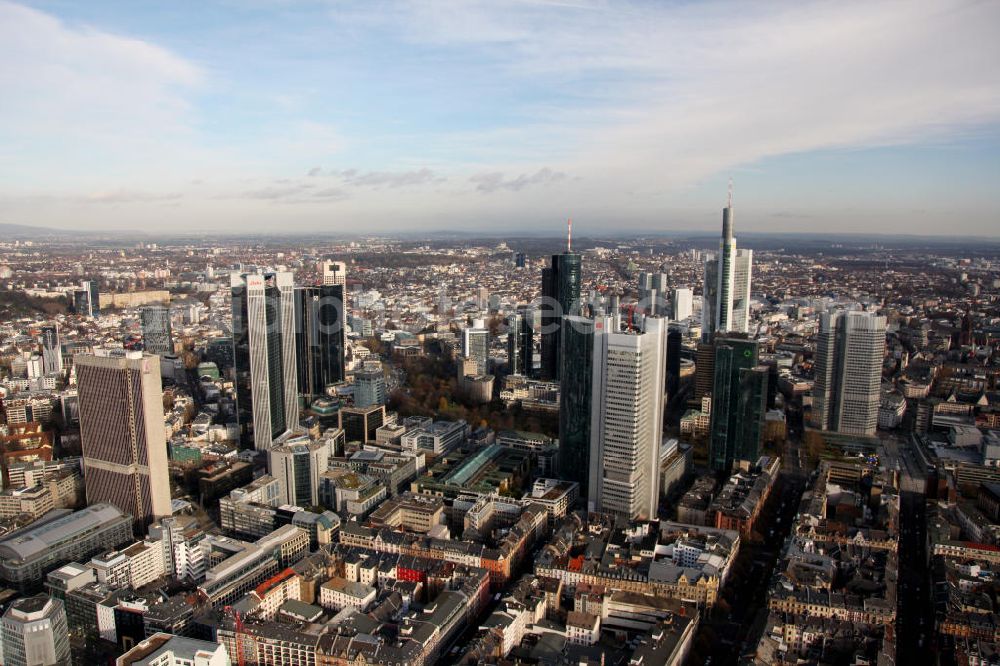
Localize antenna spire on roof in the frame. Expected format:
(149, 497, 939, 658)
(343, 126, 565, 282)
(567, 218, 573, 252)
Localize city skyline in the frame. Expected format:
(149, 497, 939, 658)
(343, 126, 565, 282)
(1, 0, 999, 235)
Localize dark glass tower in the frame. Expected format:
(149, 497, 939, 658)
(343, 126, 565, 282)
(73, 280, 101, 318)
(540, 252, 581, 380)
(709, 337, 767, 471)
(666, 326, 682, 397)
(558, 315, 594, 500)
(295, 284, 346, 397)
(506, 311, 533, 376)
(140, 305, 173, 355)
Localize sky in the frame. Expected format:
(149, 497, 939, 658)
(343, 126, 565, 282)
(1, 0, 999, 237)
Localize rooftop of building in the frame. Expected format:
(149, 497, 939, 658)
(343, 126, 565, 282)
(0, 503, 129, 563)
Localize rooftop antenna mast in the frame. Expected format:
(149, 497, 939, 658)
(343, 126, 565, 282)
(567, 218, 573, 253)
(727, 177, 734, 209)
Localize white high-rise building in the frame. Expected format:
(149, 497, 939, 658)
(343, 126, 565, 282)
(588, 317, 667, 520)
(812, 311, 887, 436)
(671, 288, 693, 321)
(702, 192, 752, 341)
(232, 272, 300, 451)
(321, 261, 347, 286)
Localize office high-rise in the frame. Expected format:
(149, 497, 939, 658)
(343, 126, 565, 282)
(320, 260, 347, 286)
(812, 311, 887, 436)
(73, 280, 100, 318)
(296, 283, 346, 398)
(506, 311, 533, 376)
(540, 223, 582, 380)
(671, 288, 693, 321)
(708, 338, 768, 471)
(232, 272, 299, 451)
(462, 321, 489, 375)
(639, 272, 669, 315)
(354, 363, 387, 408)
(666, 325, 682, 398)
(1, 596, 71, 666)
(702, 192, 752, 342)
(319, 260, 348, 337)
(268, 435, 335, 508)
(39, 324, 62, 375)
(694, 341, 716, 403)
(140, 305, 173, 356)
(588, 317, 667, 520)
(76, 351, 172, 533)
(558, 315, 595, 501)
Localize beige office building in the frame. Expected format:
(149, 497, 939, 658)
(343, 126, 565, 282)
(76, 351, 172, 534)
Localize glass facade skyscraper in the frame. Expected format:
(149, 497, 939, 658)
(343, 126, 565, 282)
(140, 305, 173, 356)
(506, 311, 533, 376)
(702, 197, 752, 342)
(812, 311, 887, 436)
(540, 251, 581, 380)
(232, 271, 299, 450)
(295, 284, 346, 398)
(709, 337, 768, 471)
(558, 315, 594, 501)
(40, 324, 62, 375)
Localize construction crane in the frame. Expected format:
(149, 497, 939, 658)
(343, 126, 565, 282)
(223, 605, 251, 666)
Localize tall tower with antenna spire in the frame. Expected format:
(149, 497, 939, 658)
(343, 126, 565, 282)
(702, 183, 753, 342)
(540, 219, 582, 380)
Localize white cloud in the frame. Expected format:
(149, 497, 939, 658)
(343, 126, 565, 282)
(0, 1, 202, 140)
(363, 0, 1000, 192)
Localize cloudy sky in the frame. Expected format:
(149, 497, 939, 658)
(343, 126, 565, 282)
(2, 0, 999, 236)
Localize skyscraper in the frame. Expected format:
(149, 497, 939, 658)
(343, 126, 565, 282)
(671, 287, 693, 321)
(708, 338, 768, 471)
(75, 350, 172, 533)
(1, 596, 71, 666)
(694, 341, 716, 403)
(666, 325, 682, 398)
(462, 321, 489, 375)
(268, 435, 335, 508)
(558, 315, 595, 501)
(588, 317, 667, 520)
(540, 222, 582, 380)
(140, 305, 173, 356)
(39, 324, 62, 375)
(812, 311, 887, 436)
(295, 283, 346, 398)
(232, 271, 299, 451)
(320, 260, 347, 285)
(73, 280, 101, 318)
(506, 311, 533, 376)
(638, 272, 668, 315)
(354, 363, 387, 408)
(702, 190, 752, 342)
